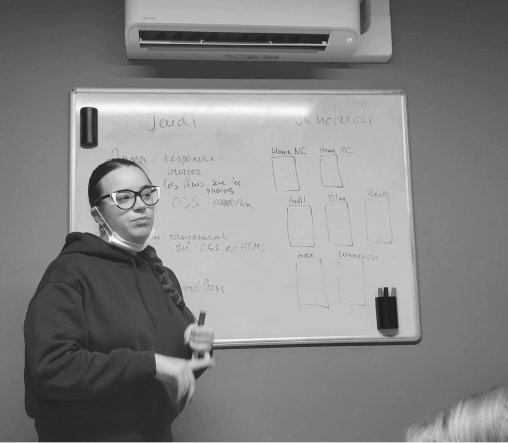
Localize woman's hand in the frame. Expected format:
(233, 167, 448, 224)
(154, 353, 215, 405)
(184, 323, 215, 355)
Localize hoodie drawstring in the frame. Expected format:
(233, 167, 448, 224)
(129, 257, 157, 327)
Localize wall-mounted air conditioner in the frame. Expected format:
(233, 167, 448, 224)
(125, 0, 392, 62)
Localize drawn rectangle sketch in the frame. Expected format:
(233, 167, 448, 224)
(297, 260, 329, 308)
(338, 260, 366, 305)
(320, 154, 343, 187)
(325, 203, 353, 246)
(272, 156, 300, 192)
(365, 197, 393, 243)
(287, 205, 315, 247)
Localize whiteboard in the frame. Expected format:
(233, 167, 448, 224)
(70, 88, 420, 346)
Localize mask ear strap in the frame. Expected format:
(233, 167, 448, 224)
(91, 206, 102, 223)
(91, 207, 114, 237)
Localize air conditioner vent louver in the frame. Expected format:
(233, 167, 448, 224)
(139, 30, 329, 52)
(125, 0, 392, 62)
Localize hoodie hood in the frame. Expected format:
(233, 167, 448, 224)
(59, 232, 170, 326)
(60, 232, 147, 266)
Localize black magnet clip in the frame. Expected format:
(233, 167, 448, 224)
(375, 287, 399, 330)
(80, 107, 98, 148)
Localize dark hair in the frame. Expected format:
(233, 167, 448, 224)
(88, 158, 195, 323)
(143, 246, 196, 323)
(88, 158, 151, 207)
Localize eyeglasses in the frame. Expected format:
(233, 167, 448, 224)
(94, 186, 160, 210)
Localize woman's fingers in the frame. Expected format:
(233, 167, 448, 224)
(183, 324, 194, 344)
(154, 353, 215, 404)
(176, 373, 186, 402)
(186, 375, 196, 405)
(187, 352, 216, 371)
(184, 324, 215, 351)
(175, 366, 193, 403)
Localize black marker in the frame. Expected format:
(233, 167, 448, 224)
(375, 287, 399, 330)
(196, 311, 206, 358)
(80, 107, 98, 148)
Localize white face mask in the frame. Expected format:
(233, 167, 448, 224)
(91, 207, 155, 253)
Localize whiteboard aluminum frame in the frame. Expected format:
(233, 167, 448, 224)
(69, 88, 420, 347)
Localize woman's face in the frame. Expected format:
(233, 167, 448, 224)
(96, 166, 155, 243)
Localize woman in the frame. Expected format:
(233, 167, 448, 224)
(24, 158, 215, 442)
(406, 384, 508, 442)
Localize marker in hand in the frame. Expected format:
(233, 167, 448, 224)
(184, 310, 213, 361)
(195, 311, 206, 359)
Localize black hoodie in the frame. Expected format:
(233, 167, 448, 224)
(24, 232, 194, 441)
